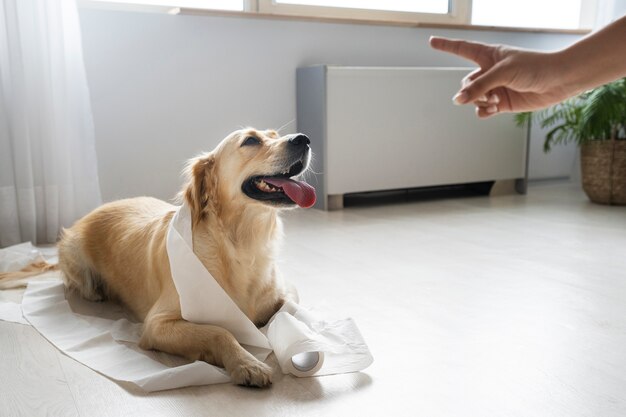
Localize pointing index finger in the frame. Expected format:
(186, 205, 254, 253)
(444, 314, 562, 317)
(429, 36, 492, 67)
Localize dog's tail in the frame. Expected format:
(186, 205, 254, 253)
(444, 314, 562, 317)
(0, 261, 59, 290)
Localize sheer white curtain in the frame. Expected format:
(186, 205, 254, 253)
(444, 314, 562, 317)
(0, 0, 101, 247)
(595, 0, 626, 27)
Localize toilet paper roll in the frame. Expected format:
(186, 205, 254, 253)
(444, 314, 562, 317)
(265, 302, 373, 378)
(287, 351, 325, 377)
(266, 309, 319, 376)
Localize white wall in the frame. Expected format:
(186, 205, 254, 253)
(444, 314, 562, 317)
(527, 121, 578, 180)
(78, 8, 582, 202)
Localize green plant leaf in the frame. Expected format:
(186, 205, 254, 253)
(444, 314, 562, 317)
(514, 112, 532, 127)
(579, 79, 626, 140)
(529, 78, 626, 152)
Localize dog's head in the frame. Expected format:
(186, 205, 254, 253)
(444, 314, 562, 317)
(182, 128, 316, 222)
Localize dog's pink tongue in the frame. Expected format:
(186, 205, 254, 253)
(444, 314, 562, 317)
(263, 178, 316, 208)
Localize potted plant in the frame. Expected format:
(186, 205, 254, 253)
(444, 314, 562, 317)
(516, 78, 626, 205)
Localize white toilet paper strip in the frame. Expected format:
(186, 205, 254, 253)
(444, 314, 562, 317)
(20, 279, 231, 391)
(0, 242, 45, 272)
(166, 203, 272, 353)
(0, 300, 29, 325)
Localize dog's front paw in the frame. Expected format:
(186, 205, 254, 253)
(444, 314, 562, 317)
(229, 358, 273, 388)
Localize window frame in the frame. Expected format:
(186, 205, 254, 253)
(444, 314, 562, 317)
(254, 0, 473, 25)
(80, 0, 598, 33)
(254, 0, 598, 30)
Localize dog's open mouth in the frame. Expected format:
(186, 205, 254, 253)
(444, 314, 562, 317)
(242, 160, 316, 208)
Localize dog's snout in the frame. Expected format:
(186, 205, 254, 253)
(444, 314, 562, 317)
(289, 134, 310, 147)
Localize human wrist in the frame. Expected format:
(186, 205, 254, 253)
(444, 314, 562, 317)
(551, 47, 587, 97)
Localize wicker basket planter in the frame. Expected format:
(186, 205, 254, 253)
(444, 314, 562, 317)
(581, 140, 626, 205)
(516, 78, 626, 206)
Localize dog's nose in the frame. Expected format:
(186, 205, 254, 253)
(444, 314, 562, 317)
(289, 134, 310, 147)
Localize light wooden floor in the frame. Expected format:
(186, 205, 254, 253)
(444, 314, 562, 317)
(1, 181, 626, 417)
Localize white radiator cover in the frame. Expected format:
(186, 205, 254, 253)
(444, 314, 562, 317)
(297, 66, 529, 209)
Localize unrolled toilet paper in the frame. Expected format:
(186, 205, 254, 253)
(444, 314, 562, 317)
(0, 205, 373, 390)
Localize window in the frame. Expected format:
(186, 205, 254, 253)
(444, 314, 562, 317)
(471, 0, 591, 30)
(84, 0, 596, 31)
(257, 0, 471, 25)
(258, 0, 594, 29)
(87, 0, 244, 11)
(271, 0, 449, 15)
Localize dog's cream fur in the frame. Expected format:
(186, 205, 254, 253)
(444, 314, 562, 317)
(5, 128, 310, 387)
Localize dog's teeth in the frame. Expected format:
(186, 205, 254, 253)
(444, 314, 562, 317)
(256, 180, 274, 192)
(255, 179, 285, 193)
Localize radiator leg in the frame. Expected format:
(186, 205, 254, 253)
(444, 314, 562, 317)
(515, 178, 528, 194)
(490, 179, 522, 196)
(327, 194, 344, 210)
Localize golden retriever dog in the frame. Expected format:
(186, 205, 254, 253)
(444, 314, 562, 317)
(1, 128, 315, 388)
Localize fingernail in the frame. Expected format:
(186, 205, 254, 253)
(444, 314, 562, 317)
(452, 91, 469, 105)
(486, 105, 498, 114)
(488, 94, 500, 104)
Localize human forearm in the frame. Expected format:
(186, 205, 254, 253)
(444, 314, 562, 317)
(557, 15, 626, 95)
(429, 15, 626, 117)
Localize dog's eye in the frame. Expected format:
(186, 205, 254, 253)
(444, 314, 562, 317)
(241, 136, 261, 147)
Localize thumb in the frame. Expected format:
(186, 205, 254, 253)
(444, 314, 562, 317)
(453, 65, 507, 105)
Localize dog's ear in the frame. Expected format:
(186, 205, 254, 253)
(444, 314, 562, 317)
(181, 152, 216, 223)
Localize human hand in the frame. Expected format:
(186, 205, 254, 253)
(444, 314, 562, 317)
(429, 36, 572, 118)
